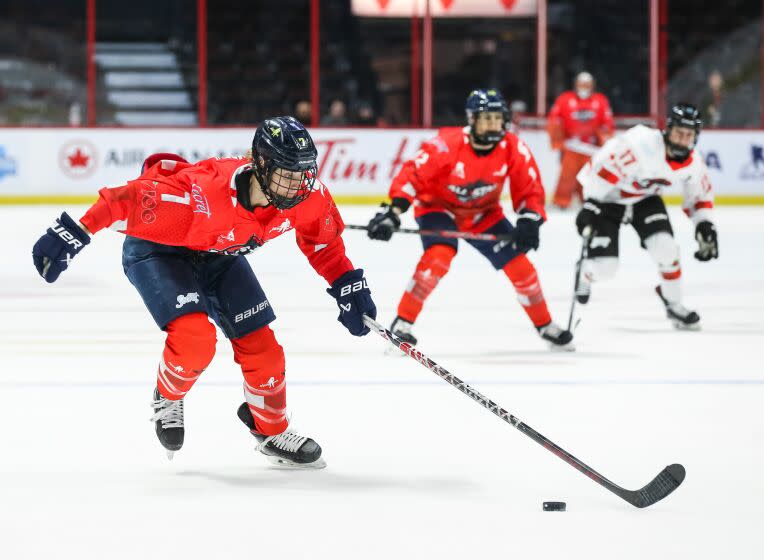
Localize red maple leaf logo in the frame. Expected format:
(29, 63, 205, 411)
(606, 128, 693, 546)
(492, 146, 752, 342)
(376, 0, 390, 9)
(440, 0, 454, 9)
(67, 148, 90, 168)
(500, 0, 518, 8)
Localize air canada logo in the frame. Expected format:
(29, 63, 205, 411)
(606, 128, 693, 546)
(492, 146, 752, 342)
(741, 145, 764, 180)
(59, 140, 98, 179)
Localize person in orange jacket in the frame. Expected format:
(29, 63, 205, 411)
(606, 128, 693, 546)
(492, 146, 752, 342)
(547, 72, 614, 209)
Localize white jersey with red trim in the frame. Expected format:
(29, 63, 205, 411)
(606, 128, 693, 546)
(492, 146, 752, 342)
(577, 124, 714, 225)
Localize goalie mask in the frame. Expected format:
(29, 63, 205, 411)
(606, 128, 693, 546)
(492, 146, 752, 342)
(663, 103, 702, 163)
(465, 88, 511, 146)
(252, 116, 318, 210)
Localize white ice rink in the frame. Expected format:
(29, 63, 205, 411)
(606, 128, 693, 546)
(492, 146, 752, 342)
(1, 204, 762, 559)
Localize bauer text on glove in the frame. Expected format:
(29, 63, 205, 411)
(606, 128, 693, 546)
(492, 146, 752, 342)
(326, 269, 377, 336)
(32, 212, 91, 283)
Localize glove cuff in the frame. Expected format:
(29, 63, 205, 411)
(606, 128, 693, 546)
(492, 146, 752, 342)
(59, 212, 91, 246)
(518, 209, 544, 225)
(378, 203, 402, 227)
(328, 268, 365, 294)
(390, 197, 411, 214)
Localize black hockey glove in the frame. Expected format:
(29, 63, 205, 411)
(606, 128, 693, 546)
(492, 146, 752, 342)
(694, 221, 718, 261)
(575, 200, 601, 238)
(32, 212, 91, 283)
(367, 202, 403, 241)
(514, 209, 543, 252)
(327, 269, 377, 336)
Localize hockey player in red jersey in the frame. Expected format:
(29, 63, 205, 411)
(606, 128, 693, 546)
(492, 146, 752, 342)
(366, 89, 573, 350)
(574, 104, 719, 330)
(547, 72, 615, 209)
(32, 117, 377, 467)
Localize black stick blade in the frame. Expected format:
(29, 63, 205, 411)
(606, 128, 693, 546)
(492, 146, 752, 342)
(626, 464, 686, 508)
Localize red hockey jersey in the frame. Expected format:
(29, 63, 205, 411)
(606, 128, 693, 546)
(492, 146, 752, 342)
(79, 156, 353, 284)
(547, 91, 614, 150)
(388, 126, 547, 231)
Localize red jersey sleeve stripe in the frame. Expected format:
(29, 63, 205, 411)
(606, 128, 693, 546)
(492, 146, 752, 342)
(694, 201, 713, 210)
(597, 167, 620, 184)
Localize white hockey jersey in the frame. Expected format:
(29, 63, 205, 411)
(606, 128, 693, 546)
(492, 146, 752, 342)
(576, 124, 714, 225)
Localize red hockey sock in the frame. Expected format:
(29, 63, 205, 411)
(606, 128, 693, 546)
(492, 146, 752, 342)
(397, 244, 457, 323)
(157, 313, 217, 400)
(232, 326, 288, 436)
(503, 255, 552, 328)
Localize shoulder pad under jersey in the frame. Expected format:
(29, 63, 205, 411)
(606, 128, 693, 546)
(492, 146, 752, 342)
(428, 127, 468, 152)
(621, 125, 664, 167)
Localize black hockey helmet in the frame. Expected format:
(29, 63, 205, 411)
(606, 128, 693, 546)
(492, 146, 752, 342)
(663, 103, 702, 162)
(251, 116, 318, 210)
(465, 88, 511, 145)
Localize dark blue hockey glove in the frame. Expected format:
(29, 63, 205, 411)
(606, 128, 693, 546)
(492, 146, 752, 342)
(32, 212, 91, 283)
(514, 209, 543, 252)
(326, 269, 377, 336)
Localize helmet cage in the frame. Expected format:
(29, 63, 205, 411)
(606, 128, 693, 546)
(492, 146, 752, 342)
(251, 116, 319, 210)
(253, 154, 317, 210)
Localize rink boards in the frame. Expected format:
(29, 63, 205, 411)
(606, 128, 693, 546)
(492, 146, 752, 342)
(0, 127, 763, 203)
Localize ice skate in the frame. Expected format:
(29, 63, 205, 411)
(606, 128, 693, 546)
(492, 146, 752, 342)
(150, 387, 185, 460)
(655, 286, 700, 331)
(390, 316, 417, 345)
(387, 316, 418, 355)
(537, 321, 575, 351)
(237, 403, 326, 469)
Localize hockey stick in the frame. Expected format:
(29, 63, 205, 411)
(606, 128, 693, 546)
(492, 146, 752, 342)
(363, 315, 685, 508)
(566, 232, 591, 332)
(346, 224, 514, 242)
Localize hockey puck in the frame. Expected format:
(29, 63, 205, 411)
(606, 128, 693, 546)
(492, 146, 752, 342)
(543, 501, 566, 512)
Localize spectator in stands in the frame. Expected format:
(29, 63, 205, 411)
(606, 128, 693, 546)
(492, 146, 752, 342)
(321, 99, 348, 126)
(705, 70, 724, 128)
(295, 100, 313, 125)
(68, 102, 82, 127)
(354, 101, 379, 127)
(509, 100, 527, 133)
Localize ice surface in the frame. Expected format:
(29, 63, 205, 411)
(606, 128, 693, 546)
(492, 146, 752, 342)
(1, 204, 762, 559)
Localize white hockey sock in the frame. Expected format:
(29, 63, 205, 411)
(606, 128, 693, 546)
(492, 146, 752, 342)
(644, 233, 683, 305)
(659, 277, 682, 304)
(584, 257, 618, 282)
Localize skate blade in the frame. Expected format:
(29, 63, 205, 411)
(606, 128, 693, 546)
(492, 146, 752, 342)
(263, 455, 327, 470)
(672, 320, 701, 331)
(166, 450, 175, 461)
(548, 342, 576, 352)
